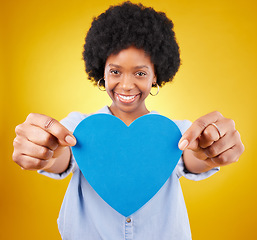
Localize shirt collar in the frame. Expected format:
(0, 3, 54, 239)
(96, 106, 158, 116)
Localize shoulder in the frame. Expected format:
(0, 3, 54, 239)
(173, 120, 192, 135)
(60, 112, 88, 132)
(151, 112, 191, 135)
(60, 106, 111, 132)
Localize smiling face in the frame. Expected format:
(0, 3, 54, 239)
(104, 46, 156, 118)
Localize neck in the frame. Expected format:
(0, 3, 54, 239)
(109, 105, 150, 126)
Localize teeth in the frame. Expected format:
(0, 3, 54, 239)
(119, 95, 135, 100)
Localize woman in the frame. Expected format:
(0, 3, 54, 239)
(12, 2, 244, 239)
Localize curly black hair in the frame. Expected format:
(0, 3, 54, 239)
(83, 1, 180, 87)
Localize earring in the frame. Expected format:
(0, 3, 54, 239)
(150, 83, 159, 96)
(97, 78, 106, 91)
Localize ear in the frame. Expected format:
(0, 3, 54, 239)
(152, 75, 157, 86)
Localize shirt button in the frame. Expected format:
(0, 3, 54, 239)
(126, 217, 131, 223)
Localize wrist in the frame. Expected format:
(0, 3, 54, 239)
(42, 147, 71, 173)
(183, 149, 216, 174)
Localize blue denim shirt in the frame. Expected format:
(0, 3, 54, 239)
(39, 106, 219, 240)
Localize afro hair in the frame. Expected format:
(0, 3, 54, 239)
(83, 1, 181, 87)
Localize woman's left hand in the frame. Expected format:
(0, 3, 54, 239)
(178, 111, 245, 168)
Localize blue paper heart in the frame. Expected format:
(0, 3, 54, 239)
(72, 114, 182, 217)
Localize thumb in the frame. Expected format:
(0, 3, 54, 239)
(178, 136, 199, 151)
(41, 117, 77, 147)
(178, 138, 189, 151)
(64, 132, 77, 146)
(26, 113, 77, 147)
(178, 124, 202, 151)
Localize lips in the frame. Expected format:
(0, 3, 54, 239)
(115, 93, 140, 104)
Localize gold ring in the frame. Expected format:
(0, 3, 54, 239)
(210, 122, 221, 138)
(44, 118, 55, 129)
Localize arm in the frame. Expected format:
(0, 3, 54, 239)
(178, 111, 245, 174)
(13, 113, 76, 174)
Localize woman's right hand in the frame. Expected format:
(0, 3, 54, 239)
(12, 113, 77, 172)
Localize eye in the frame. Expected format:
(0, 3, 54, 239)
(110, 70, 120, 75)
(135, 71, 146, 77)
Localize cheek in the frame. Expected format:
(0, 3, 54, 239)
(105, 78, 114, 91)
(141, 80, 153, 93)
(104, 79, 118, 100)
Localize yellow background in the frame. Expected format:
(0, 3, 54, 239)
(1, 0, 256, 239)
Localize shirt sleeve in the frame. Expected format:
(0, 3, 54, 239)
(38, 112, 87, 180)
(174, 120, 220, 181)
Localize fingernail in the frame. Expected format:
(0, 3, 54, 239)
(178, 139, 189, 150)
(65, 135, 77, 145)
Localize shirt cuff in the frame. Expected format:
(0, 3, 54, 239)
(175, 157, 220, 181)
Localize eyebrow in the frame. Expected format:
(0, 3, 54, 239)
(108, 64, 149, 69)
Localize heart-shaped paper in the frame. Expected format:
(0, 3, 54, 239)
(72, 113, 182, 217)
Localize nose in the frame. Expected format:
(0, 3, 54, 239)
(120, 74, 134, 91)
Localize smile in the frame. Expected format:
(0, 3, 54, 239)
(115, 93, 140, 104)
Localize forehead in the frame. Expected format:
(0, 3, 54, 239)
(105, 46, 154, 68)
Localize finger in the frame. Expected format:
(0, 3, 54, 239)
(203, 130, 237, 158)
(198, 118, 235, 149)
(205, 142, 244, 167)
(25, 113, 76, 146)
(15, 124, 59, 151)
(198, 125, 220, 149)
(13, 136, 54, 160)
(179, 111, 224, 150)
(12, 152, 51, 170)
